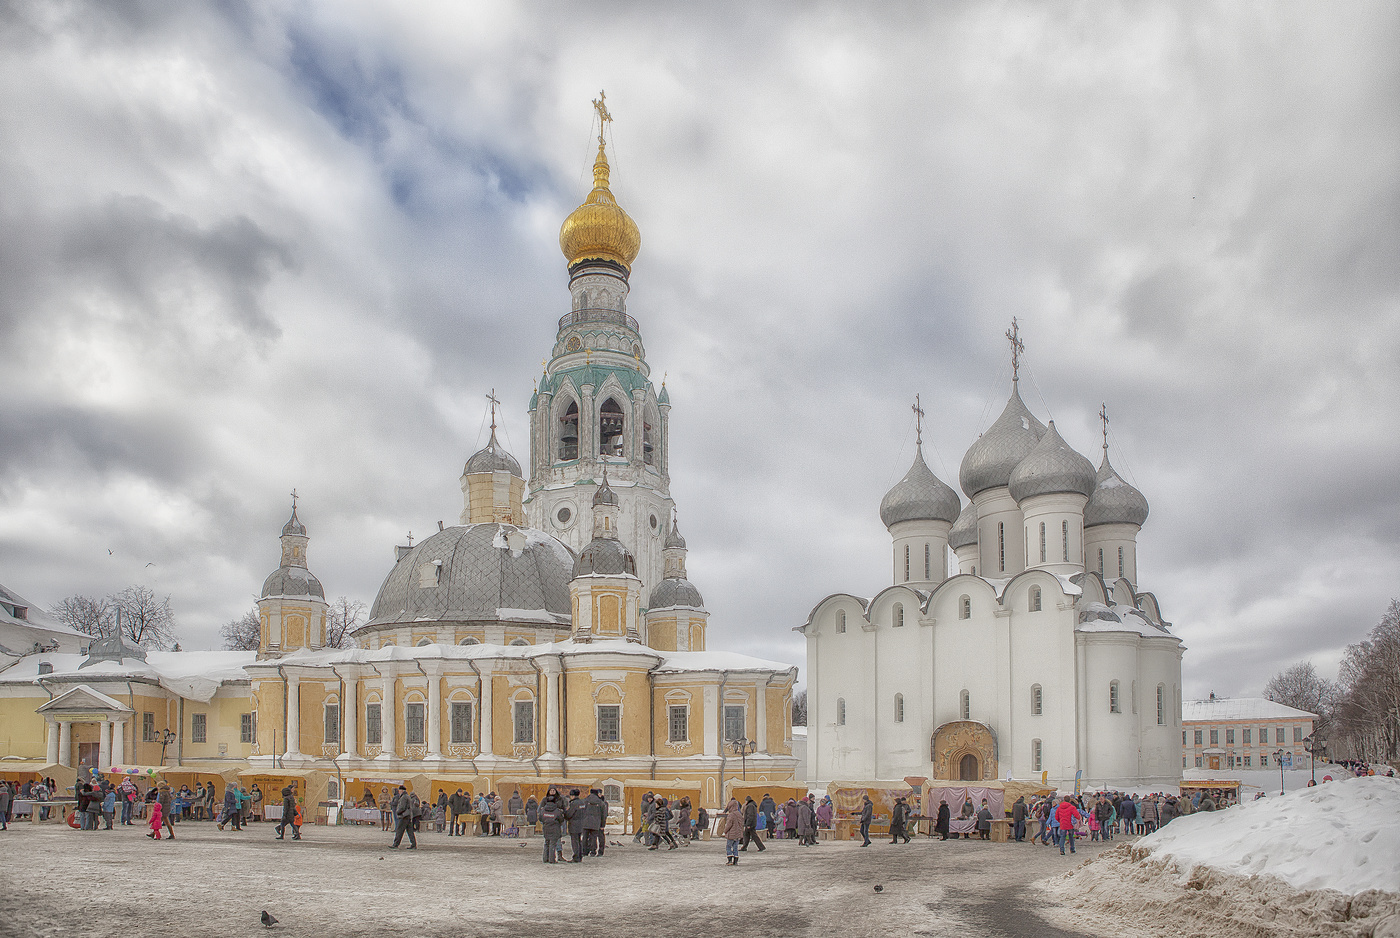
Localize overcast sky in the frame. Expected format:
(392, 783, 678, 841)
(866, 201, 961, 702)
(1, 1, 1396, 700)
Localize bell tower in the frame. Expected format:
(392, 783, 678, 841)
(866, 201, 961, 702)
(257, 494, 329, 659)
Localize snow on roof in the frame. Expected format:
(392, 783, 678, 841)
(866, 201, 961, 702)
(1137, 776, 1400, 894)
(0, 583, 84, 640)
(1182, 697, 1318, 722)
(0, 650, 255, 703)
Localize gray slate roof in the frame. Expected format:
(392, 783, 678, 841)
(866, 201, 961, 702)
(1084, 454, 1150, 527)
(368, 523, 574, 626)
(573, 536, 636, 577)
(1007, 421, 1096, 502)
(948, 501, 979, 551)
(959, 385, 1047, 498)
(261, 565, 325, 600)
(463, 429, 522, 476)
(648, 577, 704, 609)
(879, 448, 961, 527)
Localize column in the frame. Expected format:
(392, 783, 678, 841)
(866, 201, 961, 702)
(46, 721, 59, 765)
(378, 675, 396, 759)
(703, 686, 718, 756)
(426, 674, 443, 759)
(756, 682, 768, 752)
(342, 676, 358, 758)
(285, 675, 301, 757)
(99, 721, 112, 771)
(58, 721, 72, 767)
(113, 719, 126, 766)
(544, 663, 561, 754)
(478, 667, 494, 756)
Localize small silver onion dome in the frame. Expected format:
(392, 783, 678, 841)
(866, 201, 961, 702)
(948, 501, 979, 551)
(261, 566, 324, 600)
(1084, 454, 1150, 527)
(573, 537, 636, 577)
(593, 468, 619, 507)
(281, 506, 307, 537)
(664, 517, 686, 550)
(463, 428, 522, 477)
(648, 577, 704, 609)
(1007, 421, 1096, 502)
(879, 448, 961, 528)
(959, 385, 1047, 498)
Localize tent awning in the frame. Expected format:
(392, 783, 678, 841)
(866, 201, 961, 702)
(237, 767, 326, 780)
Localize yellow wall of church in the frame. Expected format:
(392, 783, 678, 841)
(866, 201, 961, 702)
(646, 619, 676, 651)
(766, 683, 792, 755)
(0, 697, 47, 759)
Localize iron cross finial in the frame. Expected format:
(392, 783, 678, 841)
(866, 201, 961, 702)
(912, 394, 926, 447)
(406, 530, 413, 547)
(1006, 317, 1025, 382)
(1099, 403, 1110, 455)
(486, 388, 500, 433)
(290, 488, 298, 509)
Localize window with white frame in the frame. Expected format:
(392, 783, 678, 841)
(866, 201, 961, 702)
(1062, 520, 1069, 562)
(1109, 680, 1121, 713)
(450, 702, 473, 744)
(1226, 728, 1235, 744)
(1039, 522, 1047, 563)
(191, 712, 207, 743)
(960, 596, 971, 619)
(924, 544, 931, 580)
(836, 698, 846, 726)
(723, 705, 745, 742)
(405, 702, 425, 745)
(323, 704, 340, 744)
(668, 705, 688, 743)
(514, 700, 535, 744)
(365, 703, 382, 745)
(1031, 684, 1043, 715)
(1029, 587, 1041, 612)
(1243, 728, 1252, 744)
(836, 611, 846, 633)
(240, 713, 254, 744)
(904, 545, 910, 582)
(1032, 738, 1042, 772)
(960, 689, 970, 721)
(1276, 727, 1285, 745)
(1193, 729, 1203, 745)
(597, 705, 621, 743)
(894, 693, 904, 723)
(893, 603, 904, 627)
(1244, 755, 1252, 767)
(1210, 729, 1219, 745)
(1156, 684, 1165, 726)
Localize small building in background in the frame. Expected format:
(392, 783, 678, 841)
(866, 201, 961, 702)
(1182, 695, 1317, 771)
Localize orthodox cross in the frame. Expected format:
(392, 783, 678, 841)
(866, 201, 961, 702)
(486, 388, 500, 432)
(406, 531, 414, 547)
(1099, 403, 1110, 455)
(911, 394, 925, 447)
(290, 488, 298, 509)
(593, 90, 612, 146)
(1006, 317, 1024, 382)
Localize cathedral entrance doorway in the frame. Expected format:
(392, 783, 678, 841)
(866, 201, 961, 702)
(930, 721, 998, 781)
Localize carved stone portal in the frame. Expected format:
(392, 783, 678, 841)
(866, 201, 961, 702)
(930, 721, 998, 781)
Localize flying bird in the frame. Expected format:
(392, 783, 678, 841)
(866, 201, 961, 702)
(260, 911, 278, 927)
(145, 562, 155, 567)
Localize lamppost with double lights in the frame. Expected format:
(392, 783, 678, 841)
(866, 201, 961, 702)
(1303, 736, 1325, 786)
(158, 729, 177, 766)
(1273, 749, 1285, 795)
(732, 737, 757, 780)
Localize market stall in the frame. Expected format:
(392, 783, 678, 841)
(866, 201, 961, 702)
(826, 780, 919, 840)
(237, 768, 328, 821)
(1179, 779, 1240, 807)
(724, 783, 808, 809)
(622, 779, 703, 835)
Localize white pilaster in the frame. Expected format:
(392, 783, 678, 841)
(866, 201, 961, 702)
(426, 674, 443, 759)
(703, 685, 718, 756)
(544, 663, 561, 754)
(378, 675, 396, 759)
(342, 677, 358, 758)
(113, 719, 126, 766)
(58, 721, 72, 767)
(756, 683, 768, 752)
(478, 667, 494, 756)
(285, 675, 302, 757)
(99, 721, 112, 771)
(46, 721, 60, 765)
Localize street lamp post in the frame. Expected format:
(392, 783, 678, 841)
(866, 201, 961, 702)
(732, 738, 757, 780)
(1303, 736, 1324, 786)
(158, 729, 177, 767)
(1273, 749, 1285, 795)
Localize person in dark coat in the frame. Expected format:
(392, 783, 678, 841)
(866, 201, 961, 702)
(859, 795, 874, 846)
(759, 794, 776, 840)
(935, 800, 951, 841)
(390, 785, 416, 849)
(976, 800, 993, 840)
(739, 796, 765, 852)
(276, 786, 299, 840)
(565, 789, 588, 862)
(634, 792, 654, 844)
(889, 797, 911, 844)
(539, 787, 565, 864)
(584, 788, 606, 856)
(524, 795, 539, 828)
(1011, 796, 1027, 842)
(221, 785, 242, 831)
(447, 789, 468, 836)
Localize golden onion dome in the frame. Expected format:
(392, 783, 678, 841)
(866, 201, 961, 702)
(559, 137, 641, 271)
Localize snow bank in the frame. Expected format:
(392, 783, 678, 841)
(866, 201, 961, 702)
(1139, 776, 1400, 895)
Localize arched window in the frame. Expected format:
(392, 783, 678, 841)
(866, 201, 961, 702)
(642, 420, 655, 465)
(1029, 586, 1042, 612)
(459, 637, 480, 645)
(836, 698, 846, 726)
(558, 400, 579, 461)
(1156, 684, 1166, 726)
(1031, 684, 1043, 715)
(509, 638, 530, 646)
(836, 611, 846, 634)
(599, 398, 625, 457)
(893, 603, 904, 628)
(960, 689, 970, 720)
(902, 545, 909, 582)
(416, 638, 432, 647)
(1098, 547, 1104, 573)
(924, 544, 931, 580)
(1062, 520, 1069, 562)
(1039, 522, 1046, 563)
(1118, 546, 1125, 578)
(1032, 738, 1043, 772)
(960, 596, 971, 619)
(894, 693, 904, 723)
(998, 522, 1005, 572)
(1109, 680, 1121, 714)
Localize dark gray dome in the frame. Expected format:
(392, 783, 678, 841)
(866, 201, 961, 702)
(1007, 421, 1096, 502)
(593, 469, 619, 507)
(948, 501, 979, 551)
(261, 566, 324, 600)
(463, 429, 521, 476)
(281, 506, 307, 537)
(367, 523, 574, 627)
(648, 577, 704, 609)
(573, 536, 636, 577)
(880, 449, 961, 527)
(664, 517, 686, 550)
(1084, 454, 1150, 528)
(959, 385, 1046, 498)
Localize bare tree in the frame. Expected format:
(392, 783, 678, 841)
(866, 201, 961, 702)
(112, 585, 178, 649)
(50, 595, 115, 638)
(791, 689, 807, 727)
(325, 596, 365, 650)
(1332, 600, 1400, 762)
(1263, 661, 1338, 726)
(221, 610, 261, 651)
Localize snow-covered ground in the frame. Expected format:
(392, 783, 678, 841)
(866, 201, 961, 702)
(1181, 762, 1392, 800)
(1038, 776, 1400, 938)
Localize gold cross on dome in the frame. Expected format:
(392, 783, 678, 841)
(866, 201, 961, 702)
(912, 394, 925, 447)
(593, 91, 612, 145)
(1006, 317, 1025, 382)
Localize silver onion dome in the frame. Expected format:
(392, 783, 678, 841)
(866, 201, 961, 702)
(648, 577, 704, 609)
(879, 448, 961, 527)
(281, 506, 307, 537)
(261, 566, 325, 600)
(664, 517, 686, 550)
(959, 385, 1047, 499)
(948, 501, 979, 551)
(1084, 454, 1150, 527)
(463, 428, 522, 477)
(1008, 421, 1096, 502)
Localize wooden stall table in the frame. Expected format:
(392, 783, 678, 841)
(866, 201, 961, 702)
(342, 807, 379, 825)
(833, 819, 854, 841)
(989, 818, 1012, 843)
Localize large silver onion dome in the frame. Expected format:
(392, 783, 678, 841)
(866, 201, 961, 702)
(948, 501, 979, 551)
(1084, 454, 1150, 527)
(648, 577, 704, 609)
(573, 538, 636, 577)
(1008, 421, 1096, 502)
(367, 523, 574, 627)
(463, 428, 522, 476)
(879, 448, 961, 528)
(959, 386, 1047, 498)
(261, 566, 325, 600)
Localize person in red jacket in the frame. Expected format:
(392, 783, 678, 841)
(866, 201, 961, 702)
(1054, 798, 1082, 855)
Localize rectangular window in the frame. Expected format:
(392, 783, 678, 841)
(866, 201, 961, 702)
(1194, 755, 1203, 767)
(404, 703, 425, 745)
(1118, 546, 1124, 578)
(1157, 687, 1165, 726)
(1062, 520, 1069, 562)
(514, 700, 535, 744)
(1276, 727, 1285, 745)
(324, 704, 340, 744)
(904, 545, 910, 581)
(1226, 728, 1235, 744)
(1244, 756, 1252, 767)
(240, 713, 253, 744)
(1183, 756, 1188, 768)
(1293, 727, 1303, 743)
(142, 712, 155, 743)
(1032, 685, 1043, 715)
(1182, 730, 1187, 745)
(723, 705, 745, 742)
(1039, 522, 1046, 563)
(1098, 548, 1104, 572)
(1210, 729, 1218, 745)
(668, 705, 688, 743)
(998, 522, 1005, 572)
(1031, 738, 1042, 772)
(1193, 730, 1203, 745)
(924, 544, 931, 580)
(1260, 753, 1268, 767)
(450, 702, 473, 744)
(191, 713, 207, 744)
(597, 704, 621, 743)
(1243, 728, 1251, 744)
(1261, 726, 1269, 744)
(1109, 683, 1120, 713)
(365, 703, 382, 745)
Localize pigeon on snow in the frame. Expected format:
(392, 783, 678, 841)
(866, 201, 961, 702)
(261, 911, 278, 927)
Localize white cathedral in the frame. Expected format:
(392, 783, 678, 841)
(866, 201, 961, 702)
(801, 339, 1184, 789)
